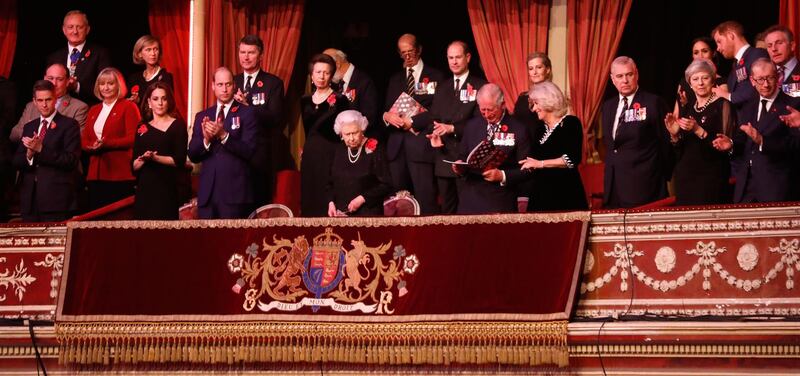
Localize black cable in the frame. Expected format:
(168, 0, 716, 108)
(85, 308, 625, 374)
(26, 319, 47, 376)
(596, 208, 635, 376)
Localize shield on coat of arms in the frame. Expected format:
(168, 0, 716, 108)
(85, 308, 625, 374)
(302, 228, 346, 311)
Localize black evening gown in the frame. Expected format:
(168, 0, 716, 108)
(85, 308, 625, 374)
(132, 119, 187, 219)
(527, 115, 588, 211)
(300, 92, 350, 216)
(327, 142, 393, 216)
(127, 68, 174, 106)
(672, 98, 735, 205)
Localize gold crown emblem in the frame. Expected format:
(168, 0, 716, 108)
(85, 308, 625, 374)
(313, 228, 344, 249)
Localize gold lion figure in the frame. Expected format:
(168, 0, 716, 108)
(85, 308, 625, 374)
(270, 236, 309, 296)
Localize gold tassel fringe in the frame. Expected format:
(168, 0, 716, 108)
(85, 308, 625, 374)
(55, 321, 568, 367)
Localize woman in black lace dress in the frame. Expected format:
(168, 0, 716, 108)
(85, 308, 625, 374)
(299, 54, 351, 216)
(519, 81, 587, 211)
(665, 59, 735, 205)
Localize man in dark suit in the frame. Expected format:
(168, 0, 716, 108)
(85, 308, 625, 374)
(45, 10, 111, 106)
(452, 84, 530, 214)
(602, 56, 671, 209)
(189, 67, 261, 219)
(711, 21, 770, 119)
(763, 25, 800, 98)
(10, 64, 89, 143)
(323, 48, 380, 140)
(712, 59, 800, 203)
(12, 80, 81, 222)
(233, 35, 289, 206)
(382, 34, 444, 214)
(406, 41, 486, 214)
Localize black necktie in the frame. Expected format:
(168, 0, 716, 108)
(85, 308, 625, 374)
(244, 76, 252, 92)
(615, 97, 629, 139)
(406, 68, 415, 95)
(454, 78, 461, 96)
(217, 104, 226, 123)
(758, 99, 768, 122)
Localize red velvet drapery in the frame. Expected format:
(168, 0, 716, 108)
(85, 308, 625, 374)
(567, 0, 632, 158)
(148, 0, 190, 121)
(0, 0, 17, 78)
(779, 0, 799, 40)
(467, 0, 550, 112)
(205, 0, 304, 104)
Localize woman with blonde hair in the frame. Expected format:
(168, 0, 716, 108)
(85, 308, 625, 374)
(82, 67, 141, 210)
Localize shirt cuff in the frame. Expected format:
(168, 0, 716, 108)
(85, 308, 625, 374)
(220, 133, 230, 144)
(203, 140, 211, 150)
(500, 170, 507, 186)
(27, 156, 34, 166)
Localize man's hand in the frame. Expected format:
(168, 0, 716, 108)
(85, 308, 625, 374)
(779, 106, 800, 128)
(740, 123, 762, 145)
(482, 168, 503, 182)
(426, 133, 443, 148)
(711, 133, 733, 151)
(450, 159, 466, 175)
(22, 136, 43, 154)
(234, 88, 249, 106)
(711, 86, 731, 101)
(383, 112, 405, 128)
(432, 121, 455, 136)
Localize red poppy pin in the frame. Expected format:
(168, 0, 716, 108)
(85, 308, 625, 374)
(131, 85, 140, 95)
(467, 83, 474, 92)
(793, 75, 800, 81)
(365, 138, 378, 154)
(423, 77, 430, 84)
(85, 49, 91, 58)
(62, 99, 69, 107)
(137, 124, 147, 136)
(230, 105, 239, 113)
(327, 93, 337, 105)
(256, 80, 263, 88)
(500, 124, 508, 132)
(738, 58, 744, 66)
(632, 102, 641, 109)
(49, 121, 57, 130)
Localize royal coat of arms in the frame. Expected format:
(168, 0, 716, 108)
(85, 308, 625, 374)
(227, 228, 419, 314)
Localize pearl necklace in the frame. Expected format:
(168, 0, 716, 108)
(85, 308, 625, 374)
(693, 92, 716, 113)
(347, 144, 364, 164)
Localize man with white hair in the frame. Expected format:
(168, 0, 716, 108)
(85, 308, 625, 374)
(453, 83, 530, 214)
(323, 48, 379, 137)
(45, 10, 111, 105)
(601, 56, 671, 208)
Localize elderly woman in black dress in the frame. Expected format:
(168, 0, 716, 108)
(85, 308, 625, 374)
(131, 82, 187, 219)
(326, 110, 393, 217)
(300, 53, 351, 216)
(665, 59, 734, 205)
(519, 81, 588, 211)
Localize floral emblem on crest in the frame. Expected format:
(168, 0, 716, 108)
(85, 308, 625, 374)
(227, 228, 419, 315)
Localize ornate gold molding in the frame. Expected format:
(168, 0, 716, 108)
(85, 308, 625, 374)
(66, 211, 590, 230)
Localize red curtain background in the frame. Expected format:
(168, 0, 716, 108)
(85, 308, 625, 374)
(0, 0, 17, 78)
(467, 0, 550, 112)
(148, 0, 190, 121)
(205, 0, 304, 104)
(567, 0, 632, 158)
(779, 0, 799, 39)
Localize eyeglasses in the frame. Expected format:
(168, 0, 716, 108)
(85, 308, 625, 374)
(752, 75, 778, 85)
(399, 49, 419, 58)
